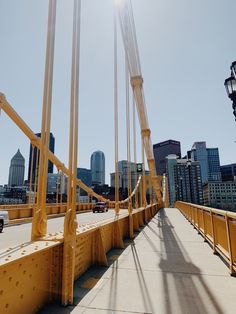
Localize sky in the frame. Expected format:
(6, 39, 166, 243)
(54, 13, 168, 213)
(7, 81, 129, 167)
(0, 0, 236, 185)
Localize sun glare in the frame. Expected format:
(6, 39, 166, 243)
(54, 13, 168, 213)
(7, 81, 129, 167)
(114, 0, 122, 7)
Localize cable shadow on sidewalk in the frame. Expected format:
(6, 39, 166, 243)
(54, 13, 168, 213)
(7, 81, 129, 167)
(156, 209, 224, 314)
(38, 238, 132, 314)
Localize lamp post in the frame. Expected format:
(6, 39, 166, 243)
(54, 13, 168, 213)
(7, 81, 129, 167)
(224, 61, 236, 121)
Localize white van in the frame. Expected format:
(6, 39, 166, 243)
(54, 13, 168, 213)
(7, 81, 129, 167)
(0, 211, 9, 232)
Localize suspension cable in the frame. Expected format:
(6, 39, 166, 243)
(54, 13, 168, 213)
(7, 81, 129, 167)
(60, 170, 63, 212)
(142, 138, 147, 207)
(62, 0, 81, 306)
(114, 7, 119, 214)
(132, 95, 138, 208)
(33, 147, 39, 205)
(32, 0, 57, 240)
(126, 58, 132, 214)
(56, 168, 59, 206)
(28, 145, 35, 208)
(71, 0, 80, 213)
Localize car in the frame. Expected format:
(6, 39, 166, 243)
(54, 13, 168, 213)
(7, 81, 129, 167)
(93, 202, 108, 213)
(0, 218, 3, 233)
(0, 210, 9, 233)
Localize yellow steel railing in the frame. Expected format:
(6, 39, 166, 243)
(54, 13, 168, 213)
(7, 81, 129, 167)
(175, 201, 236, 275)
(0, 203, 94, 222)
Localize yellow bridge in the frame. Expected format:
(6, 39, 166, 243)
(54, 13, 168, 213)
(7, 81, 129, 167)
(0, 0, 236, 313)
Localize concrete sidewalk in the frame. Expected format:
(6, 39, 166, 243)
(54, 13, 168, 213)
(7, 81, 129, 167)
(40, 208, 236, 314)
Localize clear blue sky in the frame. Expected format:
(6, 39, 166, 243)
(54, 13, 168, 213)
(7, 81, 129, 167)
(0, 0, 236, 185)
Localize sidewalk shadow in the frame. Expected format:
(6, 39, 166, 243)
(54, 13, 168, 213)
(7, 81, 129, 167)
(38, 238, 134, 314)
(156, 209, 224, 314)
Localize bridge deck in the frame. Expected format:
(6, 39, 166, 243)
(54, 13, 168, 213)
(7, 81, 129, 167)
(41, 208, 236, 314)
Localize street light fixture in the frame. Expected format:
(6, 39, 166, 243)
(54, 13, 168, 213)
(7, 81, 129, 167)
(224, 61, 236, 121)
(231, 61, 236, 79)
(224, 75, 236, 99)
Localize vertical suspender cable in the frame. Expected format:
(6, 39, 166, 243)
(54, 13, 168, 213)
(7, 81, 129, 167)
(62, 0, 81, 306)
(117, 0, 163, 207)
(142, 138, 147, 207)
(32, 0, 57, 240)
(114, 7, 119, 214)
(56, 168, 59, 205)
(132, 95, 138, 208)
(28, 145, 35, 208)
(126, 59, 132, 214)
(33, 147, 39, 205)
(71, 0, 80, 214)
(60, 171, 63, 212)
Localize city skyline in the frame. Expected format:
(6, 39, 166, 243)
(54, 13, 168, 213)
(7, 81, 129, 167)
(0, 0, 236, 186)
(1, 138, 235, 187)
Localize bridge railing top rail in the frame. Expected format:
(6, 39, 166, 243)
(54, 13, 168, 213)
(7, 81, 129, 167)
(175, 201, 236, 220)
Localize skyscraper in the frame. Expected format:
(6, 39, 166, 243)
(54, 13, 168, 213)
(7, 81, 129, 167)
(90, 151, 105, 185)
(166, 155, 203, 206)
(77, 168, 92, 187)
(153, 140, 181, 175)
(220, 163, 236, 181)
(110, 160, 142, 191)
(110, 160, 151, 200)
(28, 132, 55, 184)
(190, 142, 221, 184)
(8, 149, 25, 186)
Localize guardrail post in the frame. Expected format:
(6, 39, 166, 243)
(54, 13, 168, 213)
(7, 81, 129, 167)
(93, 229, 108, 266)
(202, 209, 207, 242)
(190, 205, 193, 225)
(210, 209, 217, 254)
(133, 214, 139, 231)
(113, 220, 125, 248)
(225, 213, 234, 275)
(192, 206, 197, 228)
(188, 204, 191, 221)
(196, 207, 200, 234)
(139, 211, 145, 227)
(62, 209, 77, 306)
(129, 214, 134, 238)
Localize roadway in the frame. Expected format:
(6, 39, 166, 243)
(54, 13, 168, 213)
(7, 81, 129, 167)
(0, 209, 127, 252)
